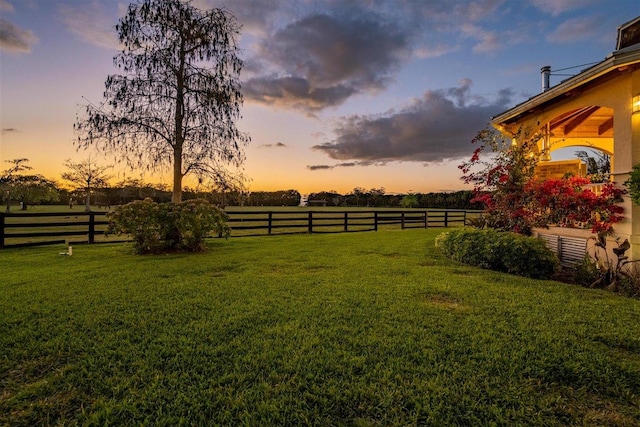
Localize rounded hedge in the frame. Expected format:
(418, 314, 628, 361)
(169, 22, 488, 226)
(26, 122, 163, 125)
(435, 228, 559, 279)
(107, 198, 230, 254)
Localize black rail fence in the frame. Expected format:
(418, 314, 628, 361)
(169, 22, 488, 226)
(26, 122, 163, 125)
(0, 209, 478, 249)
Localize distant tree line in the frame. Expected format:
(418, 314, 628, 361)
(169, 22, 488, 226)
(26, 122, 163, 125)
(2, 159, 480, 211)
(307, 188, 482, 210)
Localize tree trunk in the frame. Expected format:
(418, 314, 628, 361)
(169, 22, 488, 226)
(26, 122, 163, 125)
(85, 190, 91, 212)
(172, 147, 182, 203)
(172, 42, 186, 204)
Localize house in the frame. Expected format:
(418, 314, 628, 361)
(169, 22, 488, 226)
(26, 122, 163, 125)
(491, 16, 640, 262)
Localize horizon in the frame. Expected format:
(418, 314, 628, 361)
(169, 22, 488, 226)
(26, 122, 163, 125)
(1, 0, 639, 194)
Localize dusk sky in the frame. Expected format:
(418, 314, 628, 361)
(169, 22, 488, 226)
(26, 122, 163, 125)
(1, 0, 639, 195)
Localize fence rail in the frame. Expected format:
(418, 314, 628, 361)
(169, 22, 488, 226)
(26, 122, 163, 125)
(0, 208, 476, 249)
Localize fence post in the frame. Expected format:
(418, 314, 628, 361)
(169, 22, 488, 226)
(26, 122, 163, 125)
(444, 211, 449, 227)
(308, 211, 313, 234)
(463, 210, 467, 226)
(88, 213, 95, 244)
(268, 212, 273, 235)
(401, 212, 405, 230)
(0, 213, 4, 249)
(374, 212, 378, 231)
(424, 211, 428, 229)
(344, 212, 348, 232)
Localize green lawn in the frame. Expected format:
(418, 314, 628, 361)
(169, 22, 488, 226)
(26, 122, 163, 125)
(1, 229, 639, 426)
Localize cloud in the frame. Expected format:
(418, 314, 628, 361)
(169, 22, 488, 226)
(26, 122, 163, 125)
(229, 1, 534, 112)
(258, 142, 287, 148)
(244, 76, 357, 113)
(244, 11, 410, 112)
(307, 161, 379, 170)
(1, 127, 21, 134)
(307, 164, 333, 170)
(0, 6, 38, 53)
(313, 80, 514, 164)
(194, 0, 280, 35)
(415, 43, 458, 59)
(461, 23, 504, 54)
(529, 0, 598, 16)
(58, 1, 119, 49)
(0, 1, 13, 12)
(546, 16, 600, 44)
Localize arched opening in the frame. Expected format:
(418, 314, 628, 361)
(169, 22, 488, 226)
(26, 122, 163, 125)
(533, 106, 615, 183)
(546, 106, 614, 156)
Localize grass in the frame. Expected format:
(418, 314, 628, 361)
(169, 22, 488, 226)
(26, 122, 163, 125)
(1, 229, 639, 425)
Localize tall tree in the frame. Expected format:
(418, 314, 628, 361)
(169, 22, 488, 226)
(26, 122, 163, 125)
(7, 175, 60, 210)
(1, 158, 32, 212)
(61, 159, 112, 212)
(74, 0, 249, 203)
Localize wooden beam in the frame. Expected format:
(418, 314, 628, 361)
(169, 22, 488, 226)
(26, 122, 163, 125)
(564, 106, 600, 135)
(598, 117, 613, 135)
(550, 109, 583, 131)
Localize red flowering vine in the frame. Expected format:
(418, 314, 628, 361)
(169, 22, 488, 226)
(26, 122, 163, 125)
(524, 177, 625, 234)
(460, 127, 625, 235)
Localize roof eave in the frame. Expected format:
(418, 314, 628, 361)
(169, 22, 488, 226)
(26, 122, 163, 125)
(491, 47, 640, 126)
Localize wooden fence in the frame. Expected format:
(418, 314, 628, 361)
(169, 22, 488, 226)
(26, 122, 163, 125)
(0, 209, 476, 249)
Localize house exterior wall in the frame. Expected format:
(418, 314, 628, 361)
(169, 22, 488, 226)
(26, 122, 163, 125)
(499, 68, 640, 260)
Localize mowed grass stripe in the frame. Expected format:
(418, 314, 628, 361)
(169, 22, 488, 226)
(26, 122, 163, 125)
(1, 229, 639, 426)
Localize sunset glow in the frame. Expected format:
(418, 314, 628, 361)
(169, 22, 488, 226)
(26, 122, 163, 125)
(1, 0, 639, 195)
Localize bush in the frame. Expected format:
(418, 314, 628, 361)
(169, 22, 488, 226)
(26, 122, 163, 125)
(625, 163, 640, 206)
(436, 228, 559, 279)
(107, 198, 230, 254)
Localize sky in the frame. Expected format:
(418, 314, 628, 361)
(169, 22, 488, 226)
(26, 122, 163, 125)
(1, 0, 639, 195)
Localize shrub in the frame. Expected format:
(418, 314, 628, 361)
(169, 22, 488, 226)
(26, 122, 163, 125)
(107, 198, 230, 254)
(170, 199, 231, 252)
(573, 255, 601, 288)
(107, 198, 165, 253)
(583, 233, 640, 296)
(436, 228, 559, 279)
(625, 163, 640, 206)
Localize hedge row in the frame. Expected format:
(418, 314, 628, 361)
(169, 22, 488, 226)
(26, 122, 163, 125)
(436, 228, 559, 279)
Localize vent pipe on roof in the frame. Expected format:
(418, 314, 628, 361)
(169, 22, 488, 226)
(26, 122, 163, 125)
(541, 66, 551, 92)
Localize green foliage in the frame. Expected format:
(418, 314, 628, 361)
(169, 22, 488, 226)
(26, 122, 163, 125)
(400, 194, 418, 208)
(2, 158, 33, 212)
(625, 163, 640, 206)
(1, 174, 59, 210)
(584, 232, 640, 296)
(436, 228, 559, 279)
(573, 255, 602, 288)
(107, 198, 230, 253)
